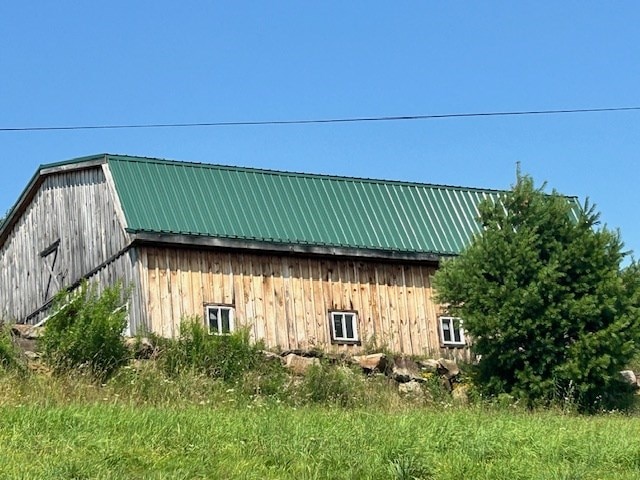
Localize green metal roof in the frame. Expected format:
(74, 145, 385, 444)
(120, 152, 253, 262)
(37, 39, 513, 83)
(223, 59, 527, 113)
(104, 154, 504, 256)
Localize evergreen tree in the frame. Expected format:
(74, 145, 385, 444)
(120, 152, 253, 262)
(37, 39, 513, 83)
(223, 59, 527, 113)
(434, 175, 640, 410)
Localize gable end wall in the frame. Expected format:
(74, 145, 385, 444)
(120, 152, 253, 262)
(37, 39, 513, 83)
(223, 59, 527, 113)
(0, 166, 136, 323)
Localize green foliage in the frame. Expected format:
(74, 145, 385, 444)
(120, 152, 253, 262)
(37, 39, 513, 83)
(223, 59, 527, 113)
(159, 318, 265, 383)
(434, 175, 640, 411)
(0, 325, 24, 372)
(40, 281, 130, 381)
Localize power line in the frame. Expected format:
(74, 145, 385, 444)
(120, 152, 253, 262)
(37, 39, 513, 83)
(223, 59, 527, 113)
(2, 106, 639, 132)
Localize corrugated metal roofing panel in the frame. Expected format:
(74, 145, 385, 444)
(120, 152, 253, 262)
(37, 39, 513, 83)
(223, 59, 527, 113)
(102, 154, 524, 256)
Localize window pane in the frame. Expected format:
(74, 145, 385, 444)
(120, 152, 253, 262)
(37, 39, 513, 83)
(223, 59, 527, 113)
(221, 309, 230, 333)
(333, 314, 344, 339)
(209, 309, 219, 333)
(345, 314, 354, 339)
(442, 319, 452, 342)
(453, 323, 462, 343)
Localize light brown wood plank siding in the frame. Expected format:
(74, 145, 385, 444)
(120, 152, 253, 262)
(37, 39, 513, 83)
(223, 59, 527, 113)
(138, 246, 455, 357)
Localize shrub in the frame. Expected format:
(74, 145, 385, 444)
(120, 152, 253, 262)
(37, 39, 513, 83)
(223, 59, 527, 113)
(40, 281, 130, 381)
(159, 318, 265, 383)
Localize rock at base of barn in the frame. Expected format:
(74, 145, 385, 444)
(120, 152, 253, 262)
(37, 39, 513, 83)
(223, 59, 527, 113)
(260, 350, 284, 364)
(284, 353, 320, 375)
(11, 324, 43, 340)
(620, 370, 639, 389)
(438, 358, 460, 379)
(398, 380, 423, 395)
(123, 337, 156, 359)
(352, 353, 389, 373)
(23, 350, 40, 361)
(391, 357, 427, 384)
(416, 358, 440, 373)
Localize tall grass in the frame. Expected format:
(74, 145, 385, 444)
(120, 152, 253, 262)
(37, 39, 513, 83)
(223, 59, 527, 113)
(0, 358, 409, 411)
(293, 363, 405, 408)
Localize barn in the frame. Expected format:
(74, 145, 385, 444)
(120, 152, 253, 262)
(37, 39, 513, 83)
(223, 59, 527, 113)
(0, 154, 503, 358)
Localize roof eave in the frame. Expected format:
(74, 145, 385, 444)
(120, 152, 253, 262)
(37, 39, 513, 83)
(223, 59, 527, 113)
(129, 231, 449, 263)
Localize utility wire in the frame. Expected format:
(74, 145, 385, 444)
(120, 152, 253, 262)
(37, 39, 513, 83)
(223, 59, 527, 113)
(2, 106, 640, 132)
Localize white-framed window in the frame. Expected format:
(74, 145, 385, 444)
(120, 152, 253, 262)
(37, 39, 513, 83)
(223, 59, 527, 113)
(329, 311, 360, 344)
(439, 316, 465, 346)
(205, 305, 235, 335)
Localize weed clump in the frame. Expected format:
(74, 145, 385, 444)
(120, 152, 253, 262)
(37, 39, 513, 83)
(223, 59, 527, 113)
(158, 319, 267, 384)
(40, 281, 130, 381)
(0, 324, 25, 372)
(294, 363, 365, 407)
(387, 451, 433, 480)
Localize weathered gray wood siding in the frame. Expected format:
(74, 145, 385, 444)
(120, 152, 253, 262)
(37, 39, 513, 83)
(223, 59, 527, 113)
(138, 245, 468, 359)
(88, 247, 144, 333)
(0, 165, 141, 326)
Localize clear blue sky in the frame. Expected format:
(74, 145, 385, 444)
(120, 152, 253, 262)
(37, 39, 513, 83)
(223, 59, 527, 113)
(2, 2, 639, 258)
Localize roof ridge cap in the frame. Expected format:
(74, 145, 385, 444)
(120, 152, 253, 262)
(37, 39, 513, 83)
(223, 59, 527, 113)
(106, 154, 505, 193)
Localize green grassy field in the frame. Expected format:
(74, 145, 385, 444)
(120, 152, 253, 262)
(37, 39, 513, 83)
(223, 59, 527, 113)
(1, 327, 640, 480)
(2, 394, 640, 479)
